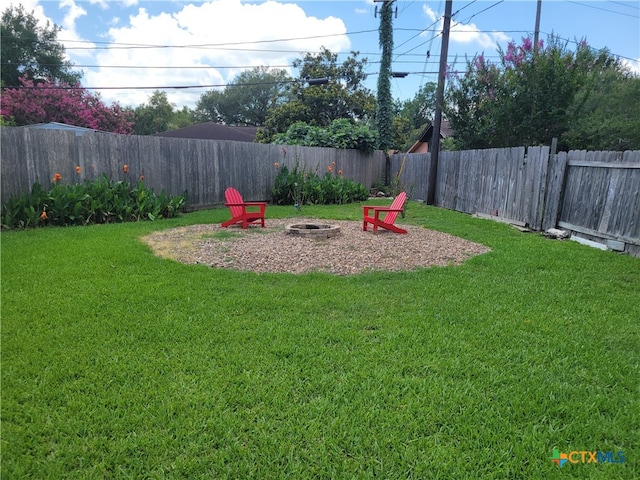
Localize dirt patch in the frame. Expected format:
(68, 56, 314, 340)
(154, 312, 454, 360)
(141, 218, 490, 275)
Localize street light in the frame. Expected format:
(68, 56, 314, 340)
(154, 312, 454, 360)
(306, 77, 329, 86)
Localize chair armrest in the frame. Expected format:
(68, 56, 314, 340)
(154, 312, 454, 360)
(364, 206, 403, 214)
(225, 202, 266, 207)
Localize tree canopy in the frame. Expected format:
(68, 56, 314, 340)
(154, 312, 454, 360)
(392, 83, 437, 151)
(563, 66, 640, 151)
(1, 76, 133, 133)
(1, 4, 82, 87)
(257, 48, 376, 143)
(272, 118, 378, 152)
(443, 35, 634, 151)
(195, 67, 292, 126)
(133, 91, 195, 135)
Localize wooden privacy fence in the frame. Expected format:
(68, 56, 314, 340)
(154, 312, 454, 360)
(0, 127, 386, 208)
(391, 148, 640, 256)
(2, 126, 638, 255)
(550, 150, 640, 257)
(391, 146, 550, 229)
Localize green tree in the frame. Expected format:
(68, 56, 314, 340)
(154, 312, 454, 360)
(257, 48, 375, 143)
(564, 68, 640, 151)
(376, 0, 394, 153)
(272, 118, 378, 152)
(169, 106, 196, 131)
(195, 66, 292, 126)
(1, 4, 82, 87)
(133, 91, 194, 135)
(444, 35, 626, 150)
(392, 82, 437, 151)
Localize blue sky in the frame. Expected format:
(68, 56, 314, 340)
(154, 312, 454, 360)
(11, 0, 640, 109)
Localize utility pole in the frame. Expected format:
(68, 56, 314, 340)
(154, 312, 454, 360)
(426, 0, 452, 205)
(534, 0, 542, 51)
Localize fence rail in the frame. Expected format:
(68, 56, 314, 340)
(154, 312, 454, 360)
(555, 150, 640, 256)
(2, 126, 638, 255)
(0, 127, 386, 208)
(390, 148, 640, 256)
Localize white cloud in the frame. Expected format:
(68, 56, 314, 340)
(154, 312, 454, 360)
(422, 5, 437, 23)
(450, 20, 509, 50)
(56, 0, 94, 60)
(80, 0, 350, 108)
(58, 0, 86, 32)
(418, 7, 509, 54)
(88, 0, 109, 9)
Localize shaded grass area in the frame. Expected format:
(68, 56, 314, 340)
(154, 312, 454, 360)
(2, 202, 639, 478)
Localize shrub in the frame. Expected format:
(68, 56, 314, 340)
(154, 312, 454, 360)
(1, 174, 187, 229)
(272, 159, 368, 207)
(272, 119, 378, 153)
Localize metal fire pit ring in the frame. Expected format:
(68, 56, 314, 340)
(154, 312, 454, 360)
(285, 223, 341, 239)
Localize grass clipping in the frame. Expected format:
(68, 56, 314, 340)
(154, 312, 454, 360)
(141, 218, 490, 275)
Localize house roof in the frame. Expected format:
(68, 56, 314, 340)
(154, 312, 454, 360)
(155, 122, 258, 142)
(20, 122, 104, 135)
(408, 120, 453, 153)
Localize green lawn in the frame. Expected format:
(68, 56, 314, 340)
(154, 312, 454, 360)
(2, 202, 638, 479)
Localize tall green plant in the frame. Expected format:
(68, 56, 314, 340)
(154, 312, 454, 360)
(376, 0, 394, 153)
(1, 174, 187, 229)
(272, 159, 368, 207)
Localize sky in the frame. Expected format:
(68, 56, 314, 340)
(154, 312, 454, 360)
(8, 0, 640, 110)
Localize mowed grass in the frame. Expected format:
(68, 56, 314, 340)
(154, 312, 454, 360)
(2, 201, 638, 479)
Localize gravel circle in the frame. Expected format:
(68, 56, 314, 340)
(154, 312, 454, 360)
(141, 218, 490, 275)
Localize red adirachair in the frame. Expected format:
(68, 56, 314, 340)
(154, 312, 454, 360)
(362, 191, 408, 234)
(221, 187, 266, 229)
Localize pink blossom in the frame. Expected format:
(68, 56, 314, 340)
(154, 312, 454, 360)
(1, 76, 133, 133)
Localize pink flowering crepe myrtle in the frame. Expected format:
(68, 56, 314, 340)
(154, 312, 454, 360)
(1, 76, 134, 134)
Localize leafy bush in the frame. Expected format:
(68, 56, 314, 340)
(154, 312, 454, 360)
(272, 119, 378, 153)
(1, 174, 187, 229)
(272, 160, 368, 207)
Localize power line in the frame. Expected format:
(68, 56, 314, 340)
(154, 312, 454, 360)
(539, 31, 639, 63)
(51, 29, 379, 51)
(568, 1, 640, 18)
(394, 1, 507, 69)
(455, 0, 505, 25)
(1, 63, 293, 70)
(452, 0, 479, 18)
(1, 68, 463, 93)
(607, 0, 639, 10)
(0, 80, 300, 92)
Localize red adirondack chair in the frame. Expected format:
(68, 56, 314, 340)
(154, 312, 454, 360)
(221, 187, 266, 229)
(362, 191, 408, 234)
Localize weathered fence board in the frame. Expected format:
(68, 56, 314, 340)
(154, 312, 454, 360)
(557, 150, 640, 250)
(389, 147, 639, 254)
(1, 128, 386, 208)
(2, 126, 638, 255)
(396, 146, 548, 229)
(542, 151, 568, 231)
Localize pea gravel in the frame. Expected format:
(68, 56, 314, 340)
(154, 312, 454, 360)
(141, 218, 490, 275)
